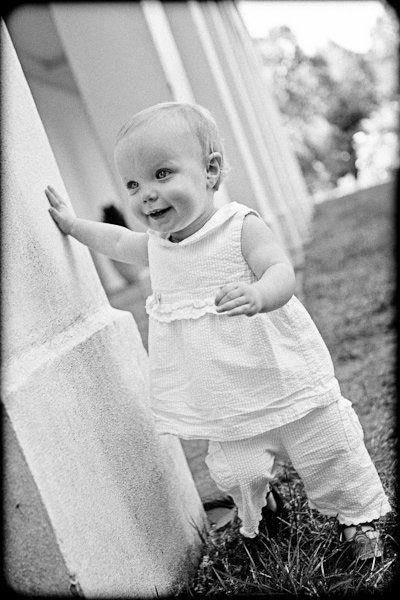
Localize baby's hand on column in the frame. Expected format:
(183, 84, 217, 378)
(215, 282, 263, 317)
(45, 186, 76, 234)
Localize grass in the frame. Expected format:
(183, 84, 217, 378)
(189, 472, 397, 596)
(186, 182, 398, 597)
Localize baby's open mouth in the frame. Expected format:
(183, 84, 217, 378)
(147, 207, 171, 220)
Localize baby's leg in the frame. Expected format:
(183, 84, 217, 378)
(205, 433, 285, 538)
(279, 398, 391, 526)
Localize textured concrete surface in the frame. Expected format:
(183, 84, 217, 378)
(2, 23, 205, 597)
(3, 414, 72, 596)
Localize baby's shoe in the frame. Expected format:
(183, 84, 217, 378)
(340, 522, 383, 562)
(259, 486, 290, 538)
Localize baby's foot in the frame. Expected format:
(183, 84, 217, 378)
(340, 522, 383, 561)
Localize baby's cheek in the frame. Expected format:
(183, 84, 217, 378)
(130, 203, 144, 220)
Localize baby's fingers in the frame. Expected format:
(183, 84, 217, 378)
(48, 206, 61, 221)
(48, 206, 66, 230)
(224, 305, 252, 317)
(215, 283, 241, 306)
(45, 185, 65, 208)
(215, 295, 247, 313)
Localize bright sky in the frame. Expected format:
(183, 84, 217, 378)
(238, 1, 386, 54)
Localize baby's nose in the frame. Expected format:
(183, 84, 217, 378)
(142, 188, 158, 203)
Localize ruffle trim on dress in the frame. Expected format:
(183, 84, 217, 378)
(145, 294, 218, 322)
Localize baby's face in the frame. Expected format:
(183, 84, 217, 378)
(114, 117, 216, 241)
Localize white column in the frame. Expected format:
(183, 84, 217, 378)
(50, 3, 171, 201)
(225, 1, 314, 236)
(1, 22, 204, 597)
(188, 0, 286, 244)
(141, 0, 231, 207)
(141, 0, 196, 103)
(205, 0, 304, 265)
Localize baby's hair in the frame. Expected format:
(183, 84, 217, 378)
(115, 102, 229, 190)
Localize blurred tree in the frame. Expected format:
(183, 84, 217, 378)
(258, 26, 335, 194)
(367, 5, 399, 103)
(256, 7, 398, 197)
(319, 42, 380, 183)
(353, 6, 400, 185)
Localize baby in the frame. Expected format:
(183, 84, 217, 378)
(46, 101, 390, 561)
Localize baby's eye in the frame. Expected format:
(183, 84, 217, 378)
(126, 180, 138, 191)
(156, 169, 170, 180)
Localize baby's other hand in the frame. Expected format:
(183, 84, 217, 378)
(45, 185, 76, 234)
(215, 282, 263, 317)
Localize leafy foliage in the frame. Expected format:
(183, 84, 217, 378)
(256, 7, 399, 197)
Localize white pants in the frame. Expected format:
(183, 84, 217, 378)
(205, 398, 391, 537)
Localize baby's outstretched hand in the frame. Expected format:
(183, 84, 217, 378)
(215, 283, 263, 317)
(45, 185, 76, 234)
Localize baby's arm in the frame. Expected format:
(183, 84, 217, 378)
(215, 213, 295, 316)
(46, 186, 148, 267)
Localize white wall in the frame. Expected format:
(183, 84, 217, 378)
(2, 23, 205, 597)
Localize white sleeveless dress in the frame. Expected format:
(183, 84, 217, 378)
(145, 202, 341, 442)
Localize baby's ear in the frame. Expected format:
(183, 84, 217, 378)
(206, 152, 222, 189)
